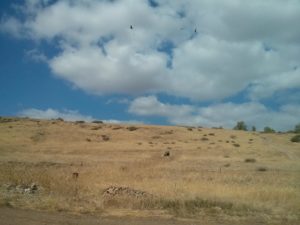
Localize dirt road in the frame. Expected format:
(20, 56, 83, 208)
(0, 207, 207, 225)
(0, 206, 290, 225)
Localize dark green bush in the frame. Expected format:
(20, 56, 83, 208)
(263, 126, 275, 133)
(291, 135, 300, 143)
(127, 126, 138, 131)
(244, 158, 256, 163)
(92, 120, 103, 124)
(233, 121, 247, 131)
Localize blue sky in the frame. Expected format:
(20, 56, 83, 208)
(0, 0, 299, 131)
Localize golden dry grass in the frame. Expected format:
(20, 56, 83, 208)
(0, 117, 299, 223)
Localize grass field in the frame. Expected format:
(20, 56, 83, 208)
(0, 117, 299, 224)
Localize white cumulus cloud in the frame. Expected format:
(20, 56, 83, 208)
(129, 96, 300, 131)
(1, 0, 300, 101)
(19, 108, 96, 121)
(19, 108, 144, 124)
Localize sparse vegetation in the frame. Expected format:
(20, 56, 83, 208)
(30, 131, 46, 142)
(75, 120, 85, 124)
(0, 118, 299, 224)
(212, 126, 223, 129)
(152, 136, 160, 139)
(0, 117, 18, 123)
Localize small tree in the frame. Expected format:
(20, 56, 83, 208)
(252, 126, 256, 132)
(233, 121, 247, 131)
(263, 126, 275, 133)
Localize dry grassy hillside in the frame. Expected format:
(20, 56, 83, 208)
(0, 117, 299, 224)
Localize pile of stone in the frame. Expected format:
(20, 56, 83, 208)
(3, 183, 39, 194)
(103, 186, 152, 199)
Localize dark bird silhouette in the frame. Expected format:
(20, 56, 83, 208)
(130, 25, 133, 29)
(194, 28, 197, 33)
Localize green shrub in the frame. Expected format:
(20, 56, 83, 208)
(92, 120, 103, 124)
(244, 158, 256, 163)
(127, 126, 138, 131)
(291, 135, 300, 143)
(256, 167, 267, 172)
(263, 126, 275, 133)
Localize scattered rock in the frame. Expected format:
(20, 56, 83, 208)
(211, 206, 222, 213)
(31, 183, 38, 191)
(4, 183, 39, 194)
(103, 186, 152, 199)
(91, 126, 102, 130)
(101, 135, 110, 141)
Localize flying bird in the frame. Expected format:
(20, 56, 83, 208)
(130, 25, 133, 29)
(194, 28, 197, 33)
